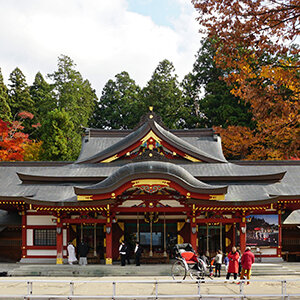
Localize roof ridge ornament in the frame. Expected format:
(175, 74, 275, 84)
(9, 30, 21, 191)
(76, 110, 228, 164)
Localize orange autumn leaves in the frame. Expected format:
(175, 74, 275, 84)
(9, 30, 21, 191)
(0, 112, 41, 161)
(193, 0, 300, 160)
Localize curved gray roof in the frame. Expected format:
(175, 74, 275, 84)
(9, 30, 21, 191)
(74, 161, 227, 195)
(76, 117, 227, 164)
(154, 122, 227, 163)
(1, 163, 299, 204)
(16, 162, 286, 182)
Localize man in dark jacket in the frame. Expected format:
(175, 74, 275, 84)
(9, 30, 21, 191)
(134, 242, 143, 266)
(78, 240, 89, 265)
(119, 241, 127, 266)
(240, 247, 255, 284)
(125, 242, 131, 265)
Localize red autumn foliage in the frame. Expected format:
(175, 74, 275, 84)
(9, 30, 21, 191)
(18, 111, 34, 120)
(31, 122, 41, 129)
(193, 0, 300, 160)
(0, 111, 36, 161)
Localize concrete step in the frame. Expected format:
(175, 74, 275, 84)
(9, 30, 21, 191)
(7, 262, 300, 277)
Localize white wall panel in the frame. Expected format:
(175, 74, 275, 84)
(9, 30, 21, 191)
(260, 248, 277, 255)
(27, 249, 57, 256)
(63, 229, 67, 246)
(27, 215, 56, 226)
(26, 229, 33, 246)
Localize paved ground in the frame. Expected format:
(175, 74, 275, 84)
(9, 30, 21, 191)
(2, 261, 300, 277)
(0, 275, 300, 299)
(0, 262, 300, 299)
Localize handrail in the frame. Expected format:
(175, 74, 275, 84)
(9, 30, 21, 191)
(2, 278, 300, 283)
(0, 278, 299, 299)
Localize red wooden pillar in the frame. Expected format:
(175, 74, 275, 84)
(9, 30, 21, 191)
(21, 211, 26, 260)
(105, 206, 113, 265)
(190, 205, 198, 252)
(239, 218, 246, 253)
(105, 222, 113, 264)
(190, 222, 197, 252)
(278, 210, 282, 257)
(232, 223, 236, 247)
(56, 217, 63, 264)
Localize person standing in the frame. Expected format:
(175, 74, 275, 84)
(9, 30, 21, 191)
(119, 241, 127, 266)
(200, 252, 209, 267)
(134, 242, 143, 266)
(125, 242, 131, 265)
(224, 254, 229, 273)
(67, 241, 77, 265)
(237, 249, 242, 275)
(240, 247, 255, 284)
(78, 240, 89, 265)
(226, 246, 239, 280)
(214, 250, 223, 277)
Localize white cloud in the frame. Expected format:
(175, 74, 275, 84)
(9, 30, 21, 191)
(0, 0, 202, 94)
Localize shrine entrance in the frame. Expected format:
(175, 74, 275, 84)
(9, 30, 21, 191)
(198, 224, 226, 257)
(124, 220, 178, 262)
(69, 224, 104, 263)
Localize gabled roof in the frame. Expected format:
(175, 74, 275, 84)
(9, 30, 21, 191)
(76, 112, 227, 164)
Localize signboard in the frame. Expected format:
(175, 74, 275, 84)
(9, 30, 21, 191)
(246, 215, 278, 247)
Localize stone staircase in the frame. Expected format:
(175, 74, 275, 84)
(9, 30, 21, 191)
(5, 261, 300, 277)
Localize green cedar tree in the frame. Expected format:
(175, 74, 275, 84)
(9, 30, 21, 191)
(48, 55, 97, 131)
(140, 60, 186, 129)
(0, 68, 12, 121)
(187, 39, 254, 129)
(8, 67, 35, 117)
(30, 72, 56, 121)
(8, 67, 36, 133)
(40, 109, 81, 161)
(90, 71, 143, 129)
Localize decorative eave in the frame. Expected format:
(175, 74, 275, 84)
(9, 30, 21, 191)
(74, 161, 227, 201)
(0, 196, 29, 201)
(272, 195, 300, 200)
(196, 171, 286, 182)
(17, 172, 106, 183)
(185, 196, 279, 206)
(16, 170, 286, 184)
(76, 112, 227, 164)
(22, 197, 116, 207)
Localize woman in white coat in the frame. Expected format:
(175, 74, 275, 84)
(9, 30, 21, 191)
(67, 241, 77, 265)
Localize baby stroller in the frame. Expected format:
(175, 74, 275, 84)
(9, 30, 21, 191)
(171, 243, 210, 280)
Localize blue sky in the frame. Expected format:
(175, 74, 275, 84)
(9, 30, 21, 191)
(127, 0, 181, 28)
(0, 0, 201, 95)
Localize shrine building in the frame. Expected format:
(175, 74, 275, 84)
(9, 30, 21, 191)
(0, 109, 300, 264)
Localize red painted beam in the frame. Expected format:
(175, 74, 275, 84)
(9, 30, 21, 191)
(124, 195, 181, 201)
(114, 207, 190, 213)
(62, 218, 106, 224)
(196, 218, 241, 223)
(161, 140, 191, 160)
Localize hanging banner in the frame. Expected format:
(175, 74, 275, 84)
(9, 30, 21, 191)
(246, 215, 278, 247)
